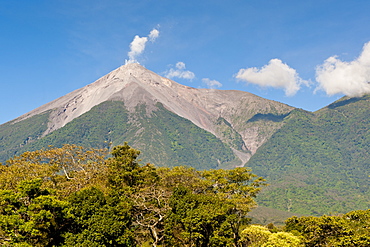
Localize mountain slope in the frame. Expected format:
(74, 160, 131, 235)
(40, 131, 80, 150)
(12, 101, 237, 170)
(1, 63, 294, 164)
(0, 111, 50, 162)
(246, 96, 370, 215)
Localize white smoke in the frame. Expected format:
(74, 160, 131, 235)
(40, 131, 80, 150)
(127, 35, 148, 63)
(126, 28, 160, 64)
(164, 62, 195, 80)
(315, 41, 370, 97)
(148, 29, 159, 42)
(235, 58, 308, 96)
(202, 78, 222, 89)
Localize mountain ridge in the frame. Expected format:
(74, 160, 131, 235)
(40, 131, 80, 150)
(247, 95, 370, 215)
(8, 63, 294, 161)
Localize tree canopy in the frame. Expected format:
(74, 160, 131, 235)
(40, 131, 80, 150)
(1, 143, 368, 246)
(0, 143, 266, 246)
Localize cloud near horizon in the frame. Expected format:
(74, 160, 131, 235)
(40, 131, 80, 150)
(315, 41, 370, 97)
(235, 59, 308, 96)
(202, 78, 222, 89)
(164, 62, 195, 80)
(126, 28, 159, 64)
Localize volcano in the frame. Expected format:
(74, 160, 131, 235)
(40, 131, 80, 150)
(1, 63, 293, 167)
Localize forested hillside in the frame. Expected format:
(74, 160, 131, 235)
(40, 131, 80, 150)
(1, 101, 238, 170)
(0, 111, 50, 162)
(247, 96, 370, 215)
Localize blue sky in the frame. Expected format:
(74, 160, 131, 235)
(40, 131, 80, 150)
(1, 0, 370, 124)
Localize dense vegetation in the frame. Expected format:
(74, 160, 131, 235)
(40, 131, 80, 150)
(240, 209, 370, 247)
(0, 145, 368, 246)
(247, 96, 370, 215)
(0, 144, 265, 246)
(285, 210, 370, 246)
(0, 111, 50, 162)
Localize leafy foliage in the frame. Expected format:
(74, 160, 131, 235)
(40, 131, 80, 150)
(63, 187, 135, 246)
(165, 186, 236, 247)
(285, 209, 370, 246)
(0, 179, 69, 246)
(0, 144, 265, 246)
(239, 224, 303, 247)
(164, 167, 265, 247)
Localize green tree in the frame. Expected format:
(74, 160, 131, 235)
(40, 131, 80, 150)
(0, 179, 69, 246)
(164, 186, 235, 247)
(163, 167, 266, 247)
(285, 211, 370, 246)
(63, 187, 134, 246)
(0, 144, 108, 197)
(285, 215, 347, 246)
(107, 143, 145, 190)
(201, 167, 266, 241)
(240, 225, 271, 247)
(263, 232, 303, 247)
(240, 225, 303, 247)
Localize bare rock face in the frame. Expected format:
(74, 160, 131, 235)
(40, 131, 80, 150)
(15, 63, 294, 162)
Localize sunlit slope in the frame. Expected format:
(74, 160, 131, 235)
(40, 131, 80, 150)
(0, 63, 293, 165)
(0, 111, 51, 162)
(247, 95, 370, 215)
(9, 101, 238, 170)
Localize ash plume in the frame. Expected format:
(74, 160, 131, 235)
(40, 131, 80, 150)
(126, 28, 159, 64)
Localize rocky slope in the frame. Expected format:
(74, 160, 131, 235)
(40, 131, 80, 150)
(10, 63, 294, 164)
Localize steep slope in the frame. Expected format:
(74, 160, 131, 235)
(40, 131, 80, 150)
(246, 95, 370, 215)
(0, 111, 51, 162)
(1, 63, 294, 164)
(13, 101, 237, 169)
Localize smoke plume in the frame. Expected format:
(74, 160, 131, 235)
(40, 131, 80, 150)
(126, 28, 159, 64)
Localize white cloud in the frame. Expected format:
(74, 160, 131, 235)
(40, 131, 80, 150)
(315, 41, 370, 97)
(202, 78, 222, 89)
(126, 28, 160, 64)
(175, 61, 186, 70)
(235, 59, 307, 96)
(149, 28, 159, 42)
(164, 62, 195, 80)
